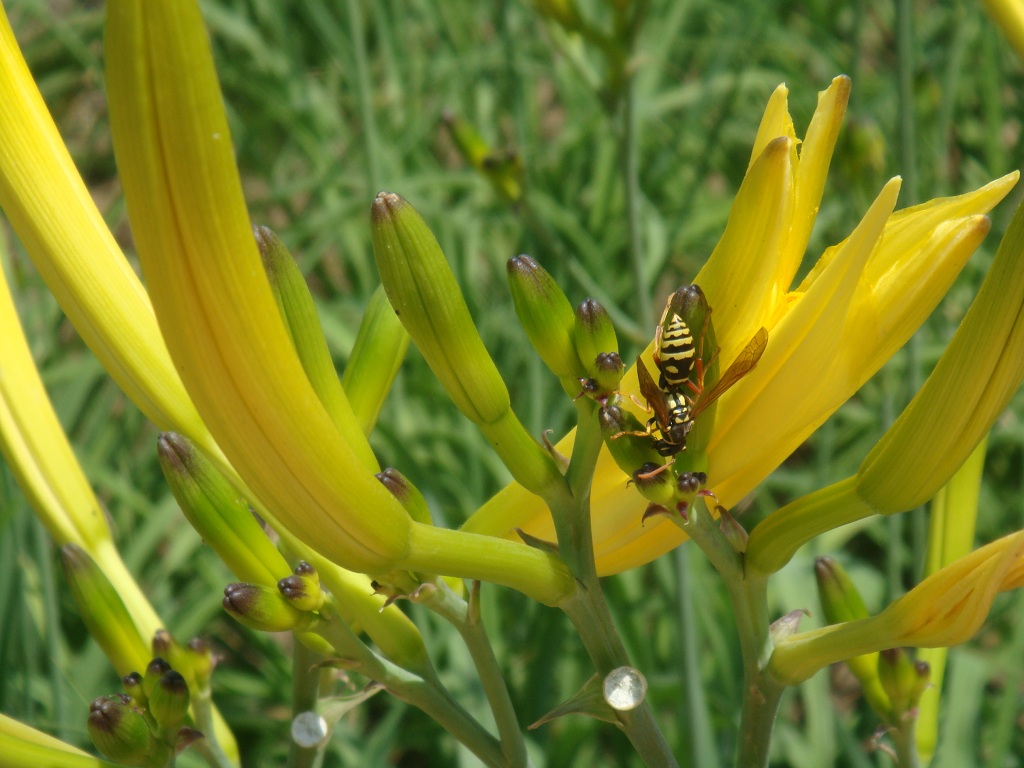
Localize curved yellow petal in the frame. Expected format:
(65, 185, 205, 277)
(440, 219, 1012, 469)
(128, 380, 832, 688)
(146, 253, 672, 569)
(0, 4, 207, 442)
(104, 1, 412, 574)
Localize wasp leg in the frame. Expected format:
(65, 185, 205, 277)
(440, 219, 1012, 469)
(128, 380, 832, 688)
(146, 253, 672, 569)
(634, 459, 674, 480)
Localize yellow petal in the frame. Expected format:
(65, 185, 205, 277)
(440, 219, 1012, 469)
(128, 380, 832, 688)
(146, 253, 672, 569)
(770, 531, 1024, 685)
(104, 1, 412, 574)
(0, 4, 206, 440)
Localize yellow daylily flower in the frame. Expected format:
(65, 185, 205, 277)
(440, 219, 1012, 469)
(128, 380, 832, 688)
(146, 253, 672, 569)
(769, 530, 1024, 686)
(464, 76, 1018, 574)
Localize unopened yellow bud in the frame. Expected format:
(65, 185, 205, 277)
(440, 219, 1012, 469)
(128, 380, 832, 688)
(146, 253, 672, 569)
(223, 583, 311, 633)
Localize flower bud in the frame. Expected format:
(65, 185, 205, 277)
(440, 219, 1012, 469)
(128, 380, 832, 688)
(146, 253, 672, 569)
(148, 670, 190, 732)
(223, 583, 309, 633)
(574, 298, 618, 379)
(372, 195, 563, 495)
(506, 255, 582, 380)
(590, 352, 625, 397)
(87, 694, 155, 766)
(376, 468, 433, 525)
(254, 225, 378, 472)
(814, 557, 889, 714)
(158, 432, 292, 587)
(371, 192, 510, 425)
(814, 556, 870, 625)
(278, 561, 326, 613)
(877, 648, 930, 719)
(442, 111, 523, 204)
(61, 544, 149, 676)
(342, 285, 410, 436)
(599, 405, 666, 479)
(630, 463, 676, 508)
(184, 638, 213, 691)
(121, 672, 146, 707)
(142, 658, 172, 700)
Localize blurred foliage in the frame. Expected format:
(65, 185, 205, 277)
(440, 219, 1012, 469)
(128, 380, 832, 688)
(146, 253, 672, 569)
(1, 0, 1023, 765)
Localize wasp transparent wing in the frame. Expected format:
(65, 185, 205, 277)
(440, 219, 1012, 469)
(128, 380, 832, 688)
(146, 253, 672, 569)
(690, 328, 768, 420)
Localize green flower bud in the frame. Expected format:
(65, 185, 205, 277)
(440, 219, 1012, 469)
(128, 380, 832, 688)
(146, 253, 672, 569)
(372, 194, 563, 495)
(158, 432, 292, 587)
(371, 192, 510, 425)
(184, 638, 213, 691)
(87, 695, 156, 767)
(148, 670, 190, 733)
(376, 468, 433, 525)
(142, 658, 172, 701)
(599, 405, 666, 478)
(121, 672, 146, 707)
(150, 629, 175, 662)
(506, 255, 582, 380)
(630, 463, 676, 507)
(278, 561, 326, 613)
(574, 298, 618, 380)
(590, 352, 625, 397)
(342, 285, 410, 436)
(254, 226, 378, 472)
(61, 544, 149, 676)
(223, 583, 309, 633)
(813, 556, 889, 716)
(815, 556, 871, 625)
(878, 648, 925, 718)
(442, 111, 523, 204)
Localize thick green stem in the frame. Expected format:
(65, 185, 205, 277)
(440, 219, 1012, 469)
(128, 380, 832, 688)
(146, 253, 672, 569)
(678, 498, 781, 767)
(889, 722, 920, 768)
(734, 678, 785, 768)
(542, 400, 678, 767)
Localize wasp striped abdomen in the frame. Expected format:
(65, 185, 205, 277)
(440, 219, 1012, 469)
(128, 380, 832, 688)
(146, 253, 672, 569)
(655, 313, 697, 391)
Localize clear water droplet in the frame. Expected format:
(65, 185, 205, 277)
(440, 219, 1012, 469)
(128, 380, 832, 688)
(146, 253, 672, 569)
(291, 710, 328, 748)
(603, 666, 647, 711)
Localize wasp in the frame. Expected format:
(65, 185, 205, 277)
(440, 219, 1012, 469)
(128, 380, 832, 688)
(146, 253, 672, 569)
(653, 311, 698, 392)
(631, 325, 769, 459)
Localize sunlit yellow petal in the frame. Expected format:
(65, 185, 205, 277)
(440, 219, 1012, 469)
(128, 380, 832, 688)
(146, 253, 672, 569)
(104, 0, 411, 574)
(0, 5, 207, 443)
(694, 135, 795, 366)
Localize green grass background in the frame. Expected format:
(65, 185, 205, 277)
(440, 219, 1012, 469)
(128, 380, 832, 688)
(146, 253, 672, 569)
(1, 0, 1023, 766)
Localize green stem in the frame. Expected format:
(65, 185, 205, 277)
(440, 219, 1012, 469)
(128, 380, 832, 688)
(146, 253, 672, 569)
(734, 678, 785, 768)
(314, 608, 505, 768)
(889, 722, 920, 768)
(544, 400, 678, 767)
(678, 498, 781, 767)
(420, 582, 528, 768)
(189, 676, 236, 768)
(287, 642, 325, 768)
